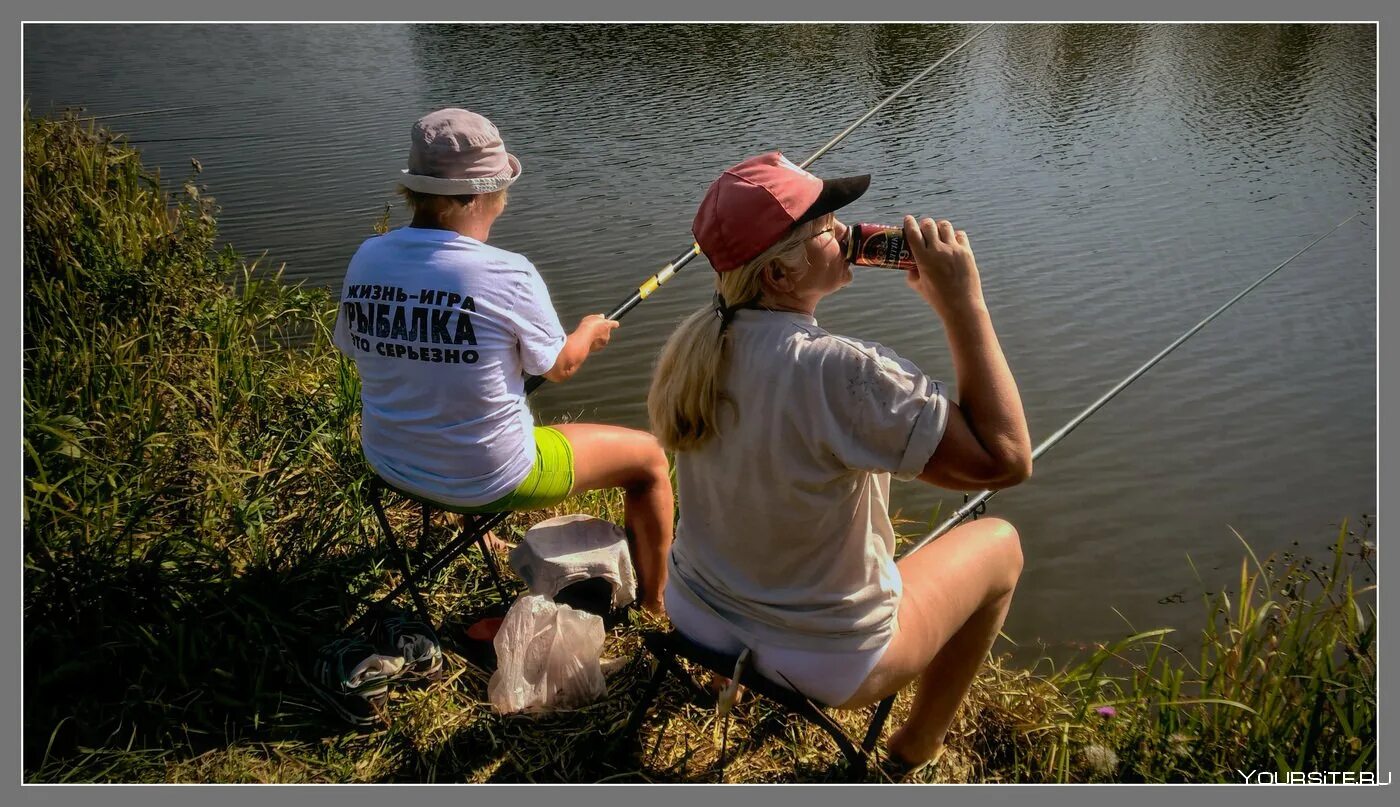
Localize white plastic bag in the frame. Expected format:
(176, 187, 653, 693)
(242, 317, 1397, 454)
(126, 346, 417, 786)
(487, 594, 606, 714)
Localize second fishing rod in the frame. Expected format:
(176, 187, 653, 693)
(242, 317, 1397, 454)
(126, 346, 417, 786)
(522, 23, 993, 396)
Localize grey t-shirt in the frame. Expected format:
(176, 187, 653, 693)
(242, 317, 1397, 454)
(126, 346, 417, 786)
(668, 309, 950, 653)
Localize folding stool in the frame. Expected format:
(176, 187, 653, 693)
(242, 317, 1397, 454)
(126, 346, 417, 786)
(349, 474, 514, 633)
(625, 629, 897, 782)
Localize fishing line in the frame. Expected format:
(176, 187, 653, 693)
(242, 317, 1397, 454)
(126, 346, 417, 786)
(523, 23, 994, 395)
(899, 210, 1363, 560)
(84, 105, 214, 120)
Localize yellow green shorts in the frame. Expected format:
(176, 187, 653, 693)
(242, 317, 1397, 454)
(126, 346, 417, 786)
(453, 426, 575, 515)
(381, 426, 575, 515)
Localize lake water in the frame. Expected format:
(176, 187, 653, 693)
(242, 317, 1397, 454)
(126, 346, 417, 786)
(23, 23, 1377, 656)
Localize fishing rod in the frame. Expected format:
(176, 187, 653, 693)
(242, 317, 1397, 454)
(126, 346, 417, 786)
(522, 23, 994, 395)
(82, 105, 214, 121)
(899, 210, 1362, 561)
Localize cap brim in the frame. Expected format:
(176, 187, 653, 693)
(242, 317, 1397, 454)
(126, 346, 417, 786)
(795, 174, 871, 225)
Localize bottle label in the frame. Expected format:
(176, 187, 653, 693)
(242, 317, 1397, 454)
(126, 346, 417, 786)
(849, 224, 915, 270)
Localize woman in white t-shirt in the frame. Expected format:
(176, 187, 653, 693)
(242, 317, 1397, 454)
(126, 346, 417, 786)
(336, 108, 671, 614)
(647, 152, 1031, 774)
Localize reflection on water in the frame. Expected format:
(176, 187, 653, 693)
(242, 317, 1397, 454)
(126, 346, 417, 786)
(23, 23, 1376, 653)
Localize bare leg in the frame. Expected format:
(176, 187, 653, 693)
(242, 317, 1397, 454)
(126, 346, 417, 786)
(837, 518, 1023, 765)
(454, 516, 511, 553)
(886, 587, 1015, 764)
(481, 530, 511, 554)
(552, 423, 674, 614)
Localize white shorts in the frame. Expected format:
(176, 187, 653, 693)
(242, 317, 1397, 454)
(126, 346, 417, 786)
(664, 585, 893, 707)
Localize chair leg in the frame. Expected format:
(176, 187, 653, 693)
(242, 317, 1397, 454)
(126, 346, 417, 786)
(470, 519, 512, 603)
(862, 695, 896, 753)
(378, 510, 509, 609)
(399, 560, 435, 625)
(716, 706, 733, 783)
(351, 484, 396, 633)
(382, 492, 433, 625)
(790, 698, 863, 778)
(624, 652, 673, 740)
(363, 481, 431, 628)
(843, 695, 896, 782)
(846, 753, 870, 783)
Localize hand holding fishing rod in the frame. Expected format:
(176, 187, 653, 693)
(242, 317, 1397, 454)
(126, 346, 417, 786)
(522, 24, 994, 396)
(522, 242, 700, 393)
(536, 314, 619, 383)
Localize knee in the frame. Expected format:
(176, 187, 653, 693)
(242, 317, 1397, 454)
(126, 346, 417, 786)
(983, 518, 1024, 590)
(634, 433, 672, 487)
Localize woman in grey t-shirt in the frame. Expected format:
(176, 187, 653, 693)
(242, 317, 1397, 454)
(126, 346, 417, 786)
(647, 152, 1032, 775)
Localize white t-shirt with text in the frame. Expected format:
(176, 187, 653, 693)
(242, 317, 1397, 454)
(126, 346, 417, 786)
(333, 227, 566, 507)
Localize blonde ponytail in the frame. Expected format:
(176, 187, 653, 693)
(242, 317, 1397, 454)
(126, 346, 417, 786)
(647, 216, 831, 452)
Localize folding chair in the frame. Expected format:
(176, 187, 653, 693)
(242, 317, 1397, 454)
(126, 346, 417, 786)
(348, 474, 515, 634)
(624, 629, 897, 782)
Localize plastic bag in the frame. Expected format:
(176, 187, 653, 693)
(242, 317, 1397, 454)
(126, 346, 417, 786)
(487, 594, 606, 714)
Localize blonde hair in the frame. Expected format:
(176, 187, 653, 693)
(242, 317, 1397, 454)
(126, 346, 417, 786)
(647, 215, 832, 452)
(395, 186, 508, 217)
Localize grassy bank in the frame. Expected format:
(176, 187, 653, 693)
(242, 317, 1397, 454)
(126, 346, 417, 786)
(22, 113, 1376, 783)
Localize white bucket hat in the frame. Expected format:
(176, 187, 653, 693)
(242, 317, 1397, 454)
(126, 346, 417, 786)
(398, 108, 522, 195)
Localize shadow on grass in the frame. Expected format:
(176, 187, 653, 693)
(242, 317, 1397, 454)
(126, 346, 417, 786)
(24, 505, 734, 784)
(25, 532, 448, 779)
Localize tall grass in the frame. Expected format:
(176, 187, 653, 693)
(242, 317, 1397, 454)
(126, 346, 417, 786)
(23, 112, 1375, 783)
(1048, 521, 1377, 781)
(24, 110, 373, 770)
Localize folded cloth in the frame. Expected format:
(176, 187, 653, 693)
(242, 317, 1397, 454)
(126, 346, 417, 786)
(508, 514, 638, 609)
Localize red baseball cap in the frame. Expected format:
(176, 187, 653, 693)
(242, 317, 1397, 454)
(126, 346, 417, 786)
(692, 152, 871, 273)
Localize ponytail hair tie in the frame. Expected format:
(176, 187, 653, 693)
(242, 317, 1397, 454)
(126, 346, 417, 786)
(713, 291, 737, 328)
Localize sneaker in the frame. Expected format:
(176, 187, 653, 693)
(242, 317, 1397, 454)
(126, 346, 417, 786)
(310, 635, 403, 727)
(373, 613, 444, 687)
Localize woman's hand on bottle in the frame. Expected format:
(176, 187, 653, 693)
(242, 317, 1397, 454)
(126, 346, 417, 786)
(902, 215, 986, 318)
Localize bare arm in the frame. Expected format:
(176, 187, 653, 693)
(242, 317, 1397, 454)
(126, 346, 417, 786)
(900, 216, 1031, 490)
(542, 314, 618, 383)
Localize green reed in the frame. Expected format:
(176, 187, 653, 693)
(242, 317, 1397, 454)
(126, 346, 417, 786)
(1047, 521, 1376, 782)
